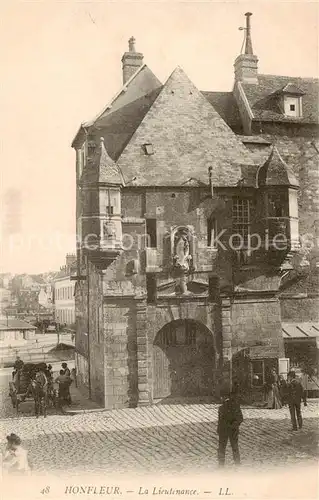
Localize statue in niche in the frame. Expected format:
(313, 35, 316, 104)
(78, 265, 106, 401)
(103, 220, 116, 241)
(173, 229, 192, 272)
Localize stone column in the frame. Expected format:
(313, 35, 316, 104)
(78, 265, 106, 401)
(221, 297, 233, 392)
(136, 300, 151, 406)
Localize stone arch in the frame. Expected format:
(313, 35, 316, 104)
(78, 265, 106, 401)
(151, 316, 218, 401)
(149, 302, 216, 347)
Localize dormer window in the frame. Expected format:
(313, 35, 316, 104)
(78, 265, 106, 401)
(280, 83, 304, 118)
(284, 96, 302, 117)
(142, 143, 154, 155)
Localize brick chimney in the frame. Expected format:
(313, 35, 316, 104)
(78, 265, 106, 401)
(121, 37, 144, 84)
(234, 13, 258, 84)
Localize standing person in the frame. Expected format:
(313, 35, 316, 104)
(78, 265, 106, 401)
(46, 364, 53, 379)
(278, 375, 288, 406)
(2, 434, 31, 475)
(61, 362, 70, 377)
(12, 356, 24, 380)
(55, 369, 71, 406)
(217, 389, 243, 467)
(286, 370, 307, 431)
(264, 368, 282, 409)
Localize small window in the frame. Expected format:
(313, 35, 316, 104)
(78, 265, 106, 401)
(142, 143, 154, 155)
(284, 96, 302, 117)
(146, 219, 157, 248)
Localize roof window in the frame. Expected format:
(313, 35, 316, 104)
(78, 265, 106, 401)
(142, 143, 154, 155)
(280, 83, 304, 118)
(284, 96, 302, 117)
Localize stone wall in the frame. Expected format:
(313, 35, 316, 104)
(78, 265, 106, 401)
(103, 299, 137, 409)
(281, 296, 319, 323)
(231, 297, 284, 357)
(88, 264, 104, 405)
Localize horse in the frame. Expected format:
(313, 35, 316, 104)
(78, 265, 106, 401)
(26, 374, 48, 418)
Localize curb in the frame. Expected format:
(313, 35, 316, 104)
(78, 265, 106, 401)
(62, 407, 107, 415)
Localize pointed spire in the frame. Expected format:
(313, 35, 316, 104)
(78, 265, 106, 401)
(80, 138, 123, 186)
(244, 13, 254, 55)
(234, 12, 258, 84)
(257, 145, 298, 187)
(98, 137, 123, 185)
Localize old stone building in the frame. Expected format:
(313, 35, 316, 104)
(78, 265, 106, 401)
(72, 13, 319, 407)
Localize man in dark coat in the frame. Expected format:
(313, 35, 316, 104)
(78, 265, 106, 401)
(217, 389, 243, 466)
(286, 370, 307, 431)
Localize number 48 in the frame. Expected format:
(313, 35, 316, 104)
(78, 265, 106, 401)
(41, 486, 50, 495)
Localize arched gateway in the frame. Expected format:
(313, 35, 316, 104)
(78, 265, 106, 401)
(152, 319, 216, 400)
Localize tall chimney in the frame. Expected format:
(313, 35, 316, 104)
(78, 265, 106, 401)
(234, 13, 258, 84)
(121, 37, 144, 84)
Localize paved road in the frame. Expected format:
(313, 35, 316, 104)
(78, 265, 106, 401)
(0, 368, 318, 476)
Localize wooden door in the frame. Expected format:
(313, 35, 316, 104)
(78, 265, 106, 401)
(152, 344, 171, 399)
(152, 320, 215, 399)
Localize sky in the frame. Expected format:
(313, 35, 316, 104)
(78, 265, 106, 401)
(0, 0, 318, 275)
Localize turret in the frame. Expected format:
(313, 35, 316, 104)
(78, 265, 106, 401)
(79, 138, 124, 269)
(257, 146, 299, 262)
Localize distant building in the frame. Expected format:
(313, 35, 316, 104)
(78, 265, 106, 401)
(38, 284, 53, 310)
(0, 318, 36, 343)
(0, 288, 11, 311)
(53, 254, 76, 326)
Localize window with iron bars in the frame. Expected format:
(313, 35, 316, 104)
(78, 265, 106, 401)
(232, 197, 252, 247)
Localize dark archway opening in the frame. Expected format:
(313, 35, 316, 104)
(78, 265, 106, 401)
(152, 319, 216, 401)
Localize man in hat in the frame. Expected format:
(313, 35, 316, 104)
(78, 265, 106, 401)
(217, 388, 243, 466)
(286, 370, 307, 431)
(2, 434, 31, 475)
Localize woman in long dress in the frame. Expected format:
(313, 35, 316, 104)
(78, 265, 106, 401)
(265, 369, 282, 409)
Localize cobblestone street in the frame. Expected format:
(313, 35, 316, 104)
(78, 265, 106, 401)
(1, 370, 318, 477)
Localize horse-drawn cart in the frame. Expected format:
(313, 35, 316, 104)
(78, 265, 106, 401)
(9, 362, 57, 416)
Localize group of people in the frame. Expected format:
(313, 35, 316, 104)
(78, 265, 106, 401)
(217, 370, 307, 466)
(264, 368, 288, 409)
(54, 362, 73, 405)
(11, 356, 74, 410)
(4, 362, 309, 473)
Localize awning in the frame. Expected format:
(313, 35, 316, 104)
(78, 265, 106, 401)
(282, 322, 319, 339)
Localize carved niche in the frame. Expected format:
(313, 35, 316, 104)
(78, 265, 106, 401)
(171, 226, 194, 273)
(102, 219, 116, 242)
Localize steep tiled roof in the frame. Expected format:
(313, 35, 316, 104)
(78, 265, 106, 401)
(201, 91, 243, 132)
(257, 146, 299, 187)
(72, 65, 162, 148)
(86, 65, 162, 127)
(81, 138, 124, 185)
(242, 74, 319, 124)
(91, 88, 162, 161)
(116, 67, 255, 187)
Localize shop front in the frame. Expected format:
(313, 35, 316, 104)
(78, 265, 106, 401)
(283, 322, 319, 398)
